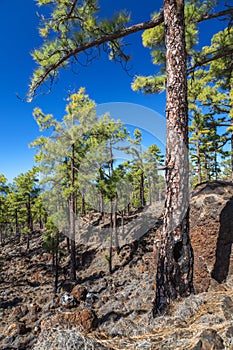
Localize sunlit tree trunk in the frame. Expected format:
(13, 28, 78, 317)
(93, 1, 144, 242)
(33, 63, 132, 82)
(154, 0, 194, 315)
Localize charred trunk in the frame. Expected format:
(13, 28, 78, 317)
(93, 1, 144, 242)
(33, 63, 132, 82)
(153, 0, 194, 315)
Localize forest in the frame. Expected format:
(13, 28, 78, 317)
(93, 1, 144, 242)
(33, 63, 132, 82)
(1, 0, 233, 349)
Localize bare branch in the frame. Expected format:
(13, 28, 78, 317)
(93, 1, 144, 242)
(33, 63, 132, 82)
(188, 46, 233, 74)
(195, 8, 233, 23)
(67, 0, 78, 18)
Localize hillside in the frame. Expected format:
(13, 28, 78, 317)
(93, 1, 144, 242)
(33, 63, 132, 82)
(1, 181, 233, 349)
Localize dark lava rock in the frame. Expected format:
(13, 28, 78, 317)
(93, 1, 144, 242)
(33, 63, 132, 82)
(222, 296, 233, 320)
(192, 328, 224, 350)
(71, 285, 88, 302)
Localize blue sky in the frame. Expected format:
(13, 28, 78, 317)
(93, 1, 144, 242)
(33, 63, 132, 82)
(0, 0, 227, 182)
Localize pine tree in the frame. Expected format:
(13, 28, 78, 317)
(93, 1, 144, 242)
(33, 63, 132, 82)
(126, 129, 146, 209)
(143, 144, 164, 204)
(12, 167, 40, 250)
(0, 175, 9, 244)
(188, 75, 230, 184)
(78, 113, 129, 273)
(200, 27, 233, 180)
(27, 0, 233, 312)
(32, 88, 99, 280)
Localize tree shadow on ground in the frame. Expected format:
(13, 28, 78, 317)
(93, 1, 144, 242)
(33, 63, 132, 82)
(0, 296, 23, 309)
(211, 197, 233, 283)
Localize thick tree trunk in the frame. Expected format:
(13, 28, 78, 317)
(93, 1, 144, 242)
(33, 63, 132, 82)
(153, 0, 194, 315)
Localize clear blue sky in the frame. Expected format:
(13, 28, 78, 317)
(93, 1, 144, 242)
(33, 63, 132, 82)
(0, 0, 227, 183)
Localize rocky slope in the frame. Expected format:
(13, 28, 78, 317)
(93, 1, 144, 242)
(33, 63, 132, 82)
(1, 181, 233, 349)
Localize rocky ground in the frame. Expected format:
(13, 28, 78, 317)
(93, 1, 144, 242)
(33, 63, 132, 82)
(1, 181, 233, 349)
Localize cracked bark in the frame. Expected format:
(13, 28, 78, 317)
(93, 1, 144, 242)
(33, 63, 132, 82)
(153, 0, 194, 315)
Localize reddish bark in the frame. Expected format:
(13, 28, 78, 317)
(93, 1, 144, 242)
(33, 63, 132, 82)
(153, 0, 194, 315)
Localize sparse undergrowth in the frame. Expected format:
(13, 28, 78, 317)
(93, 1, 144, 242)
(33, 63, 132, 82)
(2, 182, 233, 349)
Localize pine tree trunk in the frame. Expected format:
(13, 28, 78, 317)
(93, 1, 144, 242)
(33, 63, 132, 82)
(139, 171, 145, 208)
(113, 195, 120, 254)
(108, 206, 113, 274)
(148, 177, 152, 205)
(54, 231, 59, 294)
(231, 125, 233, 182)
(15, 209, 20, 243)
(26, 195, 33, 251)
(213, 126, 218, 180)
(52, 237, 55, 268)
(81, 192, 86, 216)
(100, 191, 104, 216)
(121, 211, 125, 240)
(230, 87, 233, 182)
(66, 237, 70, 253)
(153, 0, 194, 315)
(204, 154, 210, 181)
(195, 133, 202, 184)
(0, 225, 3, 245)
(69, 144, 76, 281)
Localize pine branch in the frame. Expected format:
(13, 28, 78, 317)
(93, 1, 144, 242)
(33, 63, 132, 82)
(195, 8, 233, 23)
(188, 46, 233, 74)
(28, 13, 164, 100)
(67, 0, 78, 18)
(28, 5, 233, 99)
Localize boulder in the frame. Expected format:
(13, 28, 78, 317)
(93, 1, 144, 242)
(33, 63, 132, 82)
(71, 285, 88, 302)
(190, 181, 233, 292)
(59, 292, 76, 308)
(192, 329, 224, 350)
(40, 307, 98, 333)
